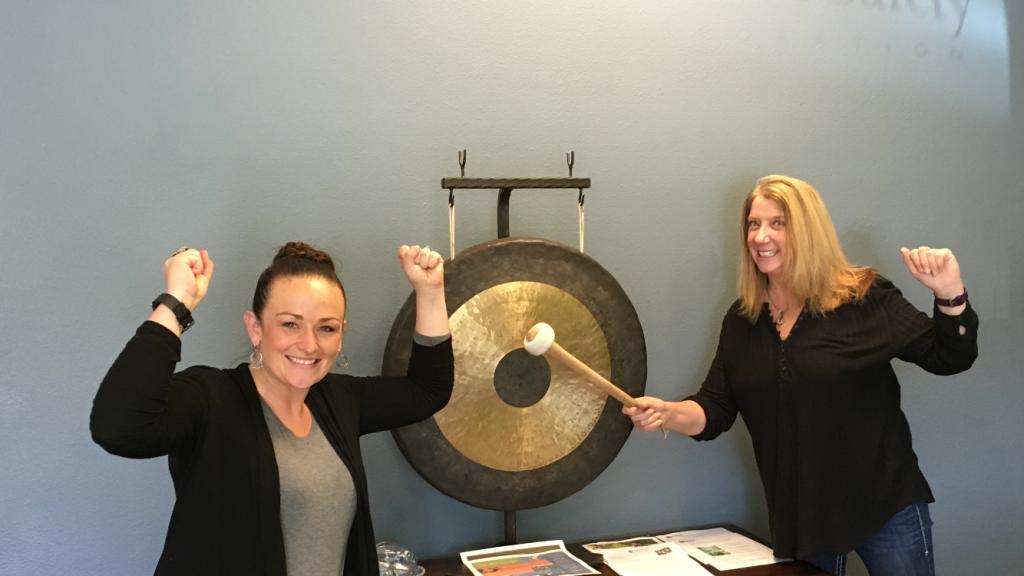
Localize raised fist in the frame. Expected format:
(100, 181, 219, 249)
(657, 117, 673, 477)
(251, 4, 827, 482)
(163, 248, 214, 311)
(398, 245, 444, 293)
(900, 246, 963, 299)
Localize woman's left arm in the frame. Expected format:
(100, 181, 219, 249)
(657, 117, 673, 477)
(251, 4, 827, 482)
(893, 246, 978, 373)
(399, 244, 450, 337)
(356, 246, 454, 434)
(356, 338, 455, 434)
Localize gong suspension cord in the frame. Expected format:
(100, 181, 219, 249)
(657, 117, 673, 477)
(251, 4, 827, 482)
(578, 188, 585, 253)
(447, 188, 585, 257)
(448, 188, 456, 260)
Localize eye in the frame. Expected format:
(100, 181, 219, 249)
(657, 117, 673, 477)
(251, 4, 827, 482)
(318, 325, 336, 333)
(282, 321, 297, 328)
(747, 221, 758, 229)
(773, 220, 785, 228)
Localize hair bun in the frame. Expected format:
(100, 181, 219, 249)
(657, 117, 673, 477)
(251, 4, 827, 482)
(274, 242, 336, 271)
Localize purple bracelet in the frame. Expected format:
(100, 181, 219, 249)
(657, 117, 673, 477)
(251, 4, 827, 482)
(934, 286, 967, 307)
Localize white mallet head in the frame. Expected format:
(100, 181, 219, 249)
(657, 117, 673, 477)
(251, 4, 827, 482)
(524, 322, 555, 356)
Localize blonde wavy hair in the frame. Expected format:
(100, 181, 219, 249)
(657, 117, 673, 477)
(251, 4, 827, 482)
(737, 175, 876, 322)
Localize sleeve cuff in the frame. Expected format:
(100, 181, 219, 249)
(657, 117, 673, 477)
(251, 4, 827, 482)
(932, 301, 979, 334)
(682, 394, 719, 442)
(139, 320, 183, 351)
(413, 332, 451, 347)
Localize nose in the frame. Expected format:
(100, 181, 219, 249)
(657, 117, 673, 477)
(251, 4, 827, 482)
(296, 327, 318, 353)
(754, 225, 770, 244)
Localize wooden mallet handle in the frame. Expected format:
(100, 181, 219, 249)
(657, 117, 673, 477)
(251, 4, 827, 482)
(524, 323, 637, 408)
(525, 323, 666, 437)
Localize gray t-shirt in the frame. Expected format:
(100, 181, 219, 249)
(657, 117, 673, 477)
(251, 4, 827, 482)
(261, 398, 357, 576)
(260, 333, 448, 575)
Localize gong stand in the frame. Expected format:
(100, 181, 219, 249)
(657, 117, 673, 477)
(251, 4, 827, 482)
(443, 152, 593, 544)
(442, 150, 591, 256)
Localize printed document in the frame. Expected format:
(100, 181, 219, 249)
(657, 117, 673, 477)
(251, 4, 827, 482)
(658, 527, 787, 570)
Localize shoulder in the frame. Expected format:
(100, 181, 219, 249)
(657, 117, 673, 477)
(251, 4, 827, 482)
(309, 373, 358, 401)
(172, 364, 249, 402)
(870, 274, 898, 293)
(179, 364, 230, 377)
(862, 274, 904, 306)
(307, 375, 362, 423)
(722, 299, 754, 326)
(726, 299, 743, 315)
(835, 275, 917, 327)
(177, 364, 234, 384)
(316, 372, 356, 386)
(719, 299, 758, 337)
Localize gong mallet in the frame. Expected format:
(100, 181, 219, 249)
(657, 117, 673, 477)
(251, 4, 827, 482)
(523, 322, 667, 438)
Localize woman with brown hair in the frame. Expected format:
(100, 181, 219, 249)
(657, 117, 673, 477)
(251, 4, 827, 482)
(624, 175, 977, 576)
(91, 242, 453, 576)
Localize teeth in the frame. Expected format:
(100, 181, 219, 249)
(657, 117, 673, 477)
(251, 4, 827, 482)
(288, 357, 317, 365)
(759, 250, 778, 257)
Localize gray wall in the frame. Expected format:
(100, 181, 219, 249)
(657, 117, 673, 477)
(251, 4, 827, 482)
(2, 1, 1021, 575)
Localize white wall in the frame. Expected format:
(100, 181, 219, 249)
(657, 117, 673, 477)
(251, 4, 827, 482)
(1, 1, 1021, 574)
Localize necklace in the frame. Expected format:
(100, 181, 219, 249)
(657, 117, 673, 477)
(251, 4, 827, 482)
(766, 288, 788, 326)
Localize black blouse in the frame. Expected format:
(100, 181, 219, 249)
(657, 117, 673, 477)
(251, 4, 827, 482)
(687, 277, 978, 559)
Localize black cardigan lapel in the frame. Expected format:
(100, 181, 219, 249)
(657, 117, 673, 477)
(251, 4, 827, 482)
(228, 365, 287, 576)
(307, 386, 376, 576)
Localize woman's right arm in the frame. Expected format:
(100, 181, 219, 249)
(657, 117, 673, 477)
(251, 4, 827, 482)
(622, 325, 738, 440)
(623, 397, 707, 436)
(90, 322, 210, 458)
(90, 248, 215, 458)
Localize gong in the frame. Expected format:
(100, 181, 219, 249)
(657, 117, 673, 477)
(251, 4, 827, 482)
(382, 237, 646, 511)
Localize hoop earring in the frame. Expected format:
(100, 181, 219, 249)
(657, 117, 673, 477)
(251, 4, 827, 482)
(335, 354, 349, 369)
(250, 347, 264, 369)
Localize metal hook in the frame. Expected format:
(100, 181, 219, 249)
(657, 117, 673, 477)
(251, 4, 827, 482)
(458, 150, 467, 177)
(566, 151, 575, 177)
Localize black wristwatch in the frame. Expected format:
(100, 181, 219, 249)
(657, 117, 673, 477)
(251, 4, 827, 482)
(152, 293, 195, 333)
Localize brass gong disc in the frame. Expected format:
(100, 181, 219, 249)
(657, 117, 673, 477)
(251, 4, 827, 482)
(439, 281, 610, 472)
(382, 237, 646, 511)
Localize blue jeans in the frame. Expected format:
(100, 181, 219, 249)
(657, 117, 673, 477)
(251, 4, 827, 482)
(807, 503, 935, 576)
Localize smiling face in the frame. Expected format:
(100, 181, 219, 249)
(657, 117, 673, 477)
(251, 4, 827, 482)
(244, 275, 347, 391)
(746, 195, 788, 281)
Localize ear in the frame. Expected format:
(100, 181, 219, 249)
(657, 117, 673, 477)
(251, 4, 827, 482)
(339, 319, 347, 348)
(243, 311, 262, 346)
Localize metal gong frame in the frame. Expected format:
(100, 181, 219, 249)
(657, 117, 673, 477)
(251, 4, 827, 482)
(442, 150, 590, 258)
(381, 157, 645, 544)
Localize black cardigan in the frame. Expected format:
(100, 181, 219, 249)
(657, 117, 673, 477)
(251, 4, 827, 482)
(91, 321, 454, 576)
(687, 277, 978, 559)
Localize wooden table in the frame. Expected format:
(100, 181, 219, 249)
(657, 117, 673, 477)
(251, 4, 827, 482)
(420, 524, 829, 575)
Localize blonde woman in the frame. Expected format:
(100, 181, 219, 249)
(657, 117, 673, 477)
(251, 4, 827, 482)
(624, 176, 977, 576)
